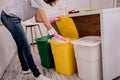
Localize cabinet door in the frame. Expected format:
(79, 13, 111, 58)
(0, 26, 17, 78)
(90, 0, 102, 9)
(114, 0, 120, 7)
(101, 8, 120, 80)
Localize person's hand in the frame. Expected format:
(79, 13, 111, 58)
(52, 32, 66, 41)
(49, 16, 60, 23)
(48, 27, 66, 41)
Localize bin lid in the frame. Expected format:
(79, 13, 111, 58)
(35, 36, 52, 42)
(71, 36, 101, 46)
(55, 16, 79, 39)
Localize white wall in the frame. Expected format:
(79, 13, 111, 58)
(62, 0, 90, 12)
(91, 0, 113, 9)
(101, 0, 114, 9)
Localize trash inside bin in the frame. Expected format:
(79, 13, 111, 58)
(49, 37, 77, 76)
(35, 35, 54, 69)
(71, 36, 102, 80)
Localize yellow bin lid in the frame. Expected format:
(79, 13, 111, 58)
(55, 16, 79, 39)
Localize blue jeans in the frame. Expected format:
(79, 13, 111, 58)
(0, 11, 40, 77)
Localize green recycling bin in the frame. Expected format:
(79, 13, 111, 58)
(35, 35, 54, 68)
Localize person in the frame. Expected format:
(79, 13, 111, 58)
(0, 0, 66, 80)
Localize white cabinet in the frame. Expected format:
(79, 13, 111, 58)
(0, 26, 17, 78)
(101, 7, 120, 80)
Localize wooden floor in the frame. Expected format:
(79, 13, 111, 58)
(1, 45, 80, 80)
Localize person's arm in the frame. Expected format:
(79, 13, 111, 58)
(35, 9, 52, 30)
(35, 11, 42, 22)
(35, 8, 66, 41)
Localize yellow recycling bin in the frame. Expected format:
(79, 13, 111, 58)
(49, 38, 77, 76)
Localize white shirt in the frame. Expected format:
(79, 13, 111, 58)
(3, 0, 44, 21)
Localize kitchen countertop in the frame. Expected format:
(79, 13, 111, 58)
(66, 9, 100, 17)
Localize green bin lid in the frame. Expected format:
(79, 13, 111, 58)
(35, 35, 52, 42)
